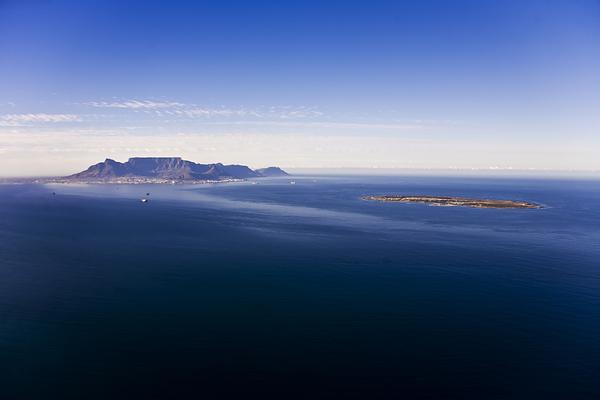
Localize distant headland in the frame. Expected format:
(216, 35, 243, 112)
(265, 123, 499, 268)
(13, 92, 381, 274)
(363, 195, 542, 209)
(36, 157, 289, 184)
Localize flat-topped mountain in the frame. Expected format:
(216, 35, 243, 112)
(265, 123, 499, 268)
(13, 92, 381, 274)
(67, 157, 288, 182)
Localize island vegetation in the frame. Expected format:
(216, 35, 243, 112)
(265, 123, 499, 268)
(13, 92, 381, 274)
(362, 195, 542, 209)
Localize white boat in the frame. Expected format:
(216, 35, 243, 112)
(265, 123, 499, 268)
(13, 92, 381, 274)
(140, 198, 149, 203)
(290, 181, 296, 185)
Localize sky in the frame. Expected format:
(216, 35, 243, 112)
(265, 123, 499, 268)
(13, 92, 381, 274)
(1, 0, 599, 176)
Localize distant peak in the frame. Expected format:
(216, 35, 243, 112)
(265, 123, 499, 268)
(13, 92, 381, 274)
(255, 166, 289, 177)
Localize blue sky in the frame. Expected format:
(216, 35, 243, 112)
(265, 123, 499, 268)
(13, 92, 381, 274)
(1, 0, 599, 175)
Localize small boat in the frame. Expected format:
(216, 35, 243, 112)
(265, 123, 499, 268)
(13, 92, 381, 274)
(290, 181, 296, 185)
(140, 198, 149, 203)
(146, 193, 150, 196)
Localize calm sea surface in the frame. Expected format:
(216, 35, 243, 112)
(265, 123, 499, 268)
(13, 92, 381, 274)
(1, 176, 599, 399)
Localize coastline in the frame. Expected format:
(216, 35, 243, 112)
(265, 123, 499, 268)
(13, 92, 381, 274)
(1, 177, 246, 185)
(363, 195, 542, 209)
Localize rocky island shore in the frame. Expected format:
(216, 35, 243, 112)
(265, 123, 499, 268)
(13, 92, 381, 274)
(363, 195, 542, 209)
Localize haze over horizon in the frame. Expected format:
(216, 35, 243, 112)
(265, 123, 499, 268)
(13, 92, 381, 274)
(1, 0, 599, 176)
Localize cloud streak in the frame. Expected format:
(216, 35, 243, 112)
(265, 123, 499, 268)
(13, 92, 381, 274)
(85, 99, 323, 119)
(198, 120, 427, 130)
(0, 113, 81, 126)
(85, 100, 185, 109)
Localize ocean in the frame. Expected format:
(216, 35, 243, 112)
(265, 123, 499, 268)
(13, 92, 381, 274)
(1, 176, 599, 399)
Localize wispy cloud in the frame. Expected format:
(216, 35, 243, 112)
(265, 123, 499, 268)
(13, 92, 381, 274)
(84, 99, 323, 119)
(199, 120, 426, 130)
(85, 100, 185, 109)
(0, 113, 81, 126)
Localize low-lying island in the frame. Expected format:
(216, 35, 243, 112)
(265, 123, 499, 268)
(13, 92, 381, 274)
(362, 195, 542, 209)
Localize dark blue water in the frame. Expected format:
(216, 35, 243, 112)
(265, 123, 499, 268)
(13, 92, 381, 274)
(1, 176, 599, 399)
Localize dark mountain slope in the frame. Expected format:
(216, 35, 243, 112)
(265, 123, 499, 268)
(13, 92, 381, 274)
(68, 157, 287, 181)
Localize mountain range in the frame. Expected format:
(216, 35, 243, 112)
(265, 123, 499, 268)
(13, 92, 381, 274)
(67, 157, 289, 181)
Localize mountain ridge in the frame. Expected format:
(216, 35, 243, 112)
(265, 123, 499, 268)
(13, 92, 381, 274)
(67, 157, 288, 181)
